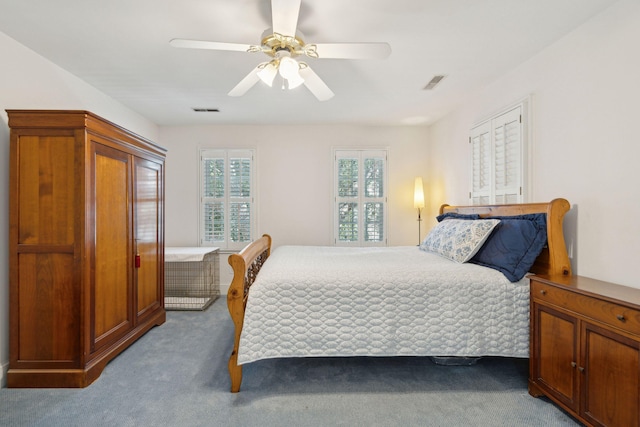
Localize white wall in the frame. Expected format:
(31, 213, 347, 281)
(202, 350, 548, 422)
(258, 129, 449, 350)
(428, 0, 640, 288)
(0, 31, 159, 386)
(160, 125, 430, 291)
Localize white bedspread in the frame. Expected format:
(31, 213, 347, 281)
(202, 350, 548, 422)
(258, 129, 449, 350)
(238, 245, 529, 365)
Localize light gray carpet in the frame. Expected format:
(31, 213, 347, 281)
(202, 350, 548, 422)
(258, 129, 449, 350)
(0, 298, 580, 426)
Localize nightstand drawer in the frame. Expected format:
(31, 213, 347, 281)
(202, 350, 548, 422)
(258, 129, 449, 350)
(531, 280, 640, 336)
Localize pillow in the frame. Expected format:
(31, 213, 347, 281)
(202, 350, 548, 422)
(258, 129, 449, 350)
(420, 219, 500, 263)
(436, 212, 481, 222)
(469, 213, 547, 282)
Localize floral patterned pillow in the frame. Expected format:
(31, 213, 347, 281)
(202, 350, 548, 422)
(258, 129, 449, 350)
(420, 219, 500, 263)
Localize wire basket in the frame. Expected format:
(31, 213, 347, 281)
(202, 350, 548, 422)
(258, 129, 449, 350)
(164, 249, 219, 310)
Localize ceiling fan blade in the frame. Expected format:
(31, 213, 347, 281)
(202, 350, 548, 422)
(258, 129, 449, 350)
(170, 38, 252, 52)
(228, 66, 262, 97)
(271, 0, 301, 36)
(313, 43, 392, 59)
(299, 66, 334, 101)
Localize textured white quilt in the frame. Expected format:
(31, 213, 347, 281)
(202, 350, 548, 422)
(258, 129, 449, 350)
(237, 245, 530, 365)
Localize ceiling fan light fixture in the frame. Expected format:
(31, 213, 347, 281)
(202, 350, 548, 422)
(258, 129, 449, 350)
(278, 55, 300, 80)
(257, 62, 277, 87)
(286, 73, 304, 89)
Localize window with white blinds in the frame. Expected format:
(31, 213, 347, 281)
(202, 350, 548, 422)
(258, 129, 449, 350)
(334, 149, 387, 246)
(200, 149, 254, 250)
(470, 104, 527, 205)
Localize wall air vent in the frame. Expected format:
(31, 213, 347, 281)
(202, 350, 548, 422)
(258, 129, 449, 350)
(423, 75, 446, 90)
(192, 108, 220, 112)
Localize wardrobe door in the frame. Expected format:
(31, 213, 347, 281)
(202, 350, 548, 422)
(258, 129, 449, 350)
(134, 156, 164, 323)
(10, 134, 80, 369)
(90, 142, 134, 354)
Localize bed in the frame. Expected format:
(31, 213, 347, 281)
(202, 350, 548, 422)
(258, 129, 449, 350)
(226, 199, 572, 392)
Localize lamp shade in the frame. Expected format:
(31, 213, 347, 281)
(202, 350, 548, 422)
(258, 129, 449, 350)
(257, 62, 277, 87)
(414, 177, 425, 209)
(286, 72, 305, 89)
(278, 56, 300, 80)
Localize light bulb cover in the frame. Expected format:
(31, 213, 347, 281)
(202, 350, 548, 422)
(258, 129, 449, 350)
(257, 63, 277, 87)
(278, 56, 300, 80)
(287, 73, 305, 89)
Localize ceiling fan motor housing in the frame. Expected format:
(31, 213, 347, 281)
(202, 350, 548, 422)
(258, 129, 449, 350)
(260, 32, 308, 58)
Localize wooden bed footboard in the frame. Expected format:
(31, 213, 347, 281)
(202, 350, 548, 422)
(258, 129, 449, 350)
(227, 234, 272, 393)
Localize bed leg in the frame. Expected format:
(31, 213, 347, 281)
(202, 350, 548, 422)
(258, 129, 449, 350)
(227, 284, 245, 393)
(228, 350, 243, 393)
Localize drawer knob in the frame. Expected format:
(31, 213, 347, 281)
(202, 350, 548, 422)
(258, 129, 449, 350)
(616, 314, 626, 322)
(540, 289, 547, 295)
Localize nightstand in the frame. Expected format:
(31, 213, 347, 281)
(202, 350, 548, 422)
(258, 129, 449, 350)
(529, 274, 640, 427)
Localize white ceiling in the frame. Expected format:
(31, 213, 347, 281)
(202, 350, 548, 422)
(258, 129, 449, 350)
(0, 0, 618, 126)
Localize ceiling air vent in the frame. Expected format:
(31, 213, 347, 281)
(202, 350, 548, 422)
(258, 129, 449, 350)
(192, 108, 220, 112)
(423, 75, 446, 90)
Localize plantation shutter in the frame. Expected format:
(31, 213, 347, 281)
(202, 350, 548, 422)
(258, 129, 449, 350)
(336, 152, 360, 243)
(493, 108, 522, 203)
(202, 155, 225, 243)
(201, 149, 254, 249)
(335, 149, 387, 246)
(363, 154, 386, 243)
(228, 155, 252, 244)
(470, 122, 492, 205)
(470, 104, 524, 204)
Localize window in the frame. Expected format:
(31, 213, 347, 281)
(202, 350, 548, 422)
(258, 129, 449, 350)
(469, 101, 529, 205)
(334, 149, 387, 246)
(200, 149, 254, 250)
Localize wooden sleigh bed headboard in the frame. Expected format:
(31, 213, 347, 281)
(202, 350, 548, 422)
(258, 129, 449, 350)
(440, 198, 572, 277)
(225, 198, 572, 392)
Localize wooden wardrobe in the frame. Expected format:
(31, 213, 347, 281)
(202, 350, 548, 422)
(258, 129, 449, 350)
(7, 110, 166, 387)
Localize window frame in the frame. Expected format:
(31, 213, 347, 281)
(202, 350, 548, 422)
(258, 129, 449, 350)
(199, 148, 255, 250)
(469, 97, 531, 205)
(333, 148, 388, 247)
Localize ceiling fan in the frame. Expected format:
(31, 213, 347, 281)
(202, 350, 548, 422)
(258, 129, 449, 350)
(170, 0, 391, 101)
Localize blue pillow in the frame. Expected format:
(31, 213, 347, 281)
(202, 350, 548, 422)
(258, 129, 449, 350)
(469, 213, 547, 282)
(436, 212, 481, 222)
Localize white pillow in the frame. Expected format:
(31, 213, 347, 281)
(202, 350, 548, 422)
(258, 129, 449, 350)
(420, 219, 500, 263)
